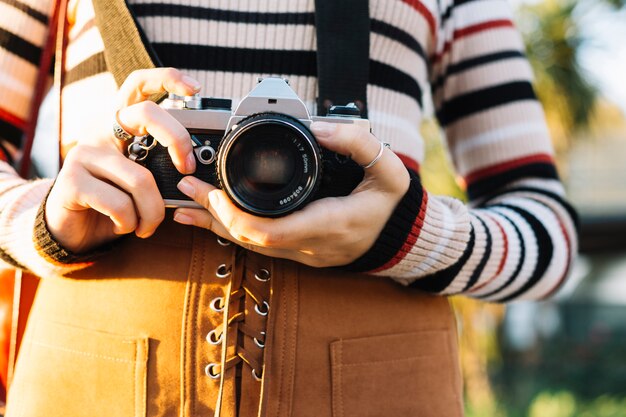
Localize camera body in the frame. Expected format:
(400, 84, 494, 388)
(142, 77, 368, 217)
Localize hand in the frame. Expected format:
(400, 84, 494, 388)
(45, 68, 201, 253)
(173, 122, 410, 267)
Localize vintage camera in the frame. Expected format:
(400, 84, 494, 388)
(140, 77, 368, 217)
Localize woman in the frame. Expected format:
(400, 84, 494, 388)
(0, 0, 577, 416)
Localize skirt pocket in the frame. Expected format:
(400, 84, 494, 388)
(8, 320, 148, 417)
(330, 330, 462, 417)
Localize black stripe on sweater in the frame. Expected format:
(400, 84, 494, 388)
(154, 43, 316, 75)
(462, 215, 491, 291)
(371, 60, 423, 108)
(0, 0, 48, 25)
(468, 163, 559, 201)
(370, 19, 427, 62)
(0, 118, 23, 148)
(410, 225, 476, 293)
(432, 50, 525, 91)
(476, 210, 525, 299)
(436, 81, 537, 127)
(342, 169, 424, 272)
(0, 27, 41, 66)
(483, 186, 579, 232)
(132, 3, 315, 25)
(492, 203, 553, 302)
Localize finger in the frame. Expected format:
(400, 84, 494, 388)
(117, 101, 195, 174)
(310, 122, 397, 178)
(72, 174, 138, 235)
(173, 208, 299, 259)
(176, 176, 330, 248)
(117, 68, 202, 108)
(173, 208, 238, 245)
(176, 176, 282, 245)
(76, 146, 165, 238)
(311, 122, 410, 194)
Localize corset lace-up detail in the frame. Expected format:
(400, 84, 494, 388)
(208, 245, 272, 416)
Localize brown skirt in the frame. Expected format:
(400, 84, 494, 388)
(7, 218, 464, 417)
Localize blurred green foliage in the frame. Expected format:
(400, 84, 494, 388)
(517, 0, 596, 132)
(515, 0, 625, 144)
(528, 392, 626, 417)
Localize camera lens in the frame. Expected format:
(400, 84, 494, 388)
(217, 114, 322, 216)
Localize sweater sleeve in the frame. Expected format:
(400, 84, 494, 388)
(0, 0, 98, 277)
(344, 0, 578, 302)
(0, 162, 98, 277)
(0, 0, 52, 153)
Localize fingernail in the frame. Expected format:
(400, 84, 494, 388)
(310, 122, 336, 138)
(185, 152, 196, 174)
(182, 75, 202, 91)
(137, 230, 154, 239)
(177, 178, 195, 198)
(174, 212, 193, 225)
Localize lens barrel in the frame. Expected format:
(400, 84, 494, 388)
(217, 113, 322, 217)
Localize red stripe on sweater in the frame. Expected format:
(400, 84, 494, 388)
(0, 107, 27, 130)
(455, 19, 514, 39)
(372, 191, 429, 273)
(401, 0, 436, 36)
(434, 19, 515, 63)
(396, 152, 421, 173)
(465, 153, 554, 185)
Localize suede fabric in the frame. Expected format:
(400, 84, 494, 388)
(7, 218, 463, 417)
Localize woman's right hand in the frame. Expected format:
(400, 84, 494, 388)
(45, 68, 202, 253)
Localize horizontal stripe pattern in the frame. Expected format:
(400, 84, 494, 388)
(0, 26, 42, 65)
(0, 0, 48, 24)
(437, 81, 537, 126)
(347, 0, 576, 301)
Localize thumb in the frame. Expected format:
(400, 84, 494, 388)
(177, 176, 220, 209)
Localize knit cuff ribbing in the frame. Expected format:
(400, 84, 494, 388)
(342, 169, 425, 273)
(33, 190, 111, 265)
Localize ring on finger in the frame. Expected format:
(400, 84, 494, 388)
(360, 141, 391, 169)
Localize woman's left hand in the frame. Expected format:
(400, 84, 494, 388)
(173, 122, 410, 267)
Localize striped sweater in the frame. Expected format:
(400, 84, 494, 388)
(0, 0, 578, 301)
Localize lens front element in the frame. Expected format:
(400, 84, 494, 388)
(218, 114, 322, 216)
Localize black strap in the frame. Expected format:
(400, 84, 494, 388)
(314, 0, 370, 118)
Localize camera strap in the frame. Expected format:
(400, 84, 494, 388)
(314, 0, 370, 118)
(91, 0, 166, 103)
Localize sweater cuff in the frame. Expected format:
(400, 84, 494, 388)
(33, 190, 111, 265)
(342, 169, 426, 273)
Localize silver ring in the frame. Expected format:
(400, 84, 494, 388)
(112, 112, 134, 142)
(360, 141, 390, 169)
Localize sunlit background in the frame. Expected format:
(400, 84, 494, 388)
(420, 1, 626, 416)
